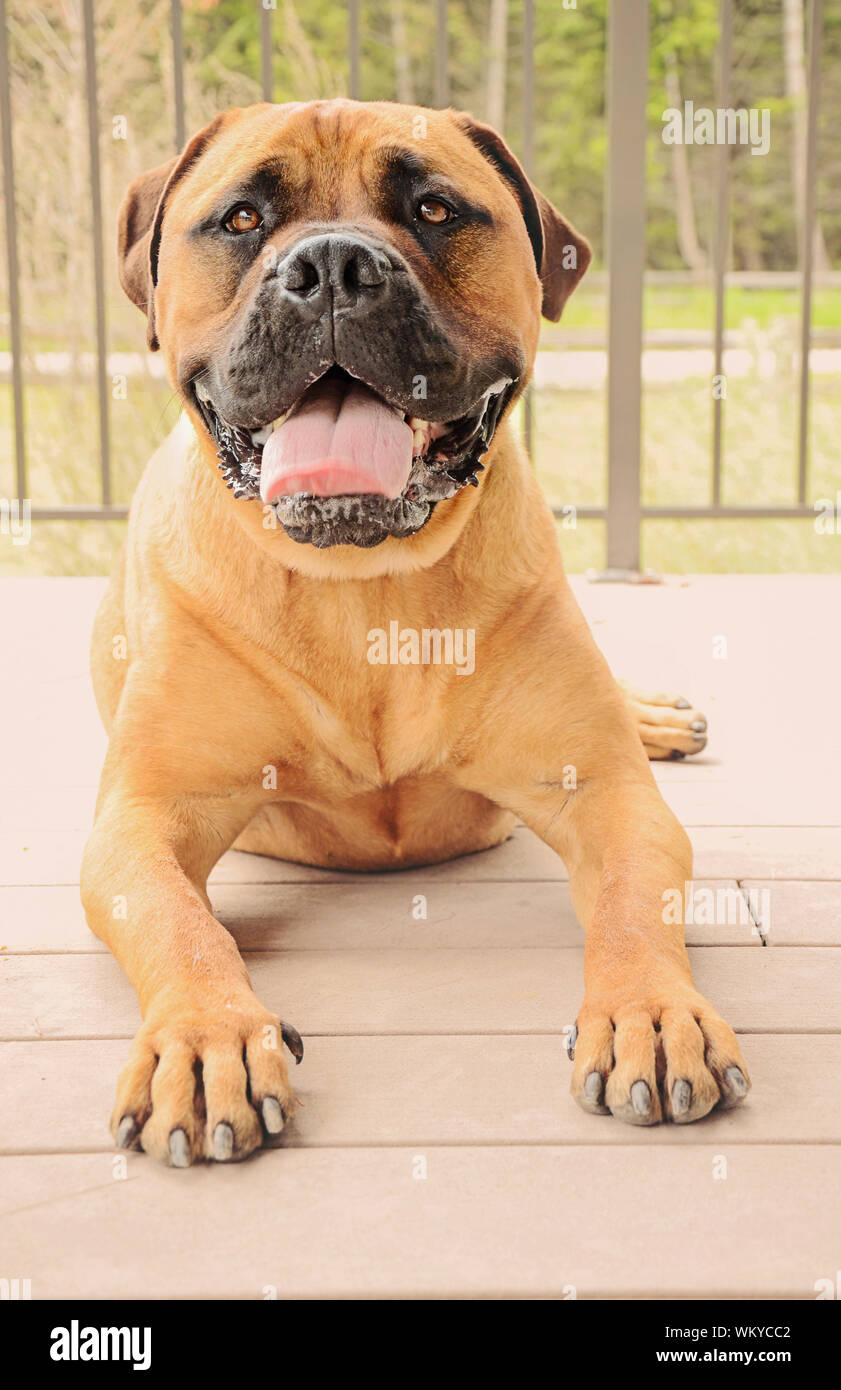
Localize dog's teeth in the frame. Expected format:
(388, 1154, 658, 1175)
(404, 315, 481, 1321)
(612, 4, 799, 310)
(409, 418, 429, 456)
(249, 414, 287, 448)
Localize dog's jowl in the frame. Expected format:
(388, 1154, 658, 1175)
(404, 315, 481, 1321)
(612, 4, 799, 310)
(80, 99, 749, 1166)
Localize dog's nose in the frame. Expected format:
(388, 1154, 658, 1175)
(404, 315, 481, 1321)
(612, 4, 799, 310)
(275, 233, 392, 315)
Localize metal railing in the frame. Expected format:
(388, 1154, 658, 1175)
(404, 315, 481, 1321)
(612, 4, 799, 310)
(0, 0, 829, 565)
(591, 0, 826, 568)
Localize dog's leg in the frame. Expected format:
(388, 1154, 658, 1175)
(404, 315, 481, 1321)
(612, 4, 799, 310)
(81, 759, 298, 1166)
(455, 627, 749, 1126)
(618, 679, 708, 760)
(553, 773, 749, 1124)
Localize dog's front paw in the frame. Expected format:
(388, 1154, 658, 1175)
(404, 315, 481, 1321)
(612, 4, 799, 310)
(111, 988, 303, 1166)
(569, 988, 750, 1126)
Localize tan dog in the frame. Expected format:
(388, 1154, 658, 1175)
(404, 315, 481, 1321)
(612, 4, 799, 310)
(81, 100, 749, 1166)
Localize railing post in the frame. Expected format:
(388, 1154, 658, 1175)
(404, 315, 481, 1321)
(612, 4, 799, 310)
(435, 0, 449, 108)
(712, 0, 732, 506)
(798, 0, 822, 504)
(259, 0, 273, 102)
(82, 0, 111, 507)
(171, 0, 186, 149)
(0, 0, 25, 503)
(522, 0, 534, 458)
(348, 0, 360, 99)
(605, 0, 648, 572)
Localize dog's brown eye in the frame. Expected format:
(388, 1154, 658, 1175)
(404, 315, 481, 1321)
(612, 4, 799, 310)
(224, 205, 262, 234)
(417, 198, 454, 225)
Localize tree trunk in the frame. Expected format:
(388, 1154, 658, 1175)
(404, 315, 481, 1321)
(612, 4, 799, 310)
(390, 0, 414, 105)
(486, 0, 507, 133)
(782, 0, 829, 271)
(664, 52, 707, 273)
(65, 0, 89, 372)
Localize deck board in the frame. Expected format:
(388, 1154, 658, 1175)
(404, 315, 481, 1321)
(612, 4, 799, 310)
(2, 1034, 839, 1154)
(2, 946, 840, 1040)
(2, 879, 774, 952)
(0, 1147, 837, 1299)
(739, 881, 841, 946)
(1, 575, 839, 1300)
(4, 823, 841, 886)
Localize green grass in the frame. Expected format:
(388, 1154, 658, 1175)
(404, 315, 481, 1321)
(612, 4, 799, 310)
(552, 284, 841, 335)
(0, 376, 180, 576)
(530, 371, 841, 573)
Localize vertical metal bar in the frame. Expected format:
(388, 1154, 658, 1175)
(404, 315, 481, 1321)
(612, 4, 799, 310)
(605, 0, 648, 571)
(0, 0, 25, 501)
(522, 0, 534, 174)
(712, 0, 731, 506)
(260, 0, 273, 102)
(348, 0, 360, 99)
(82, 0, 111, 506)
(171, 0, 185, 149)
(435, 0, 448, 108)
(798, 0, 822, 504)
(522, 0, 535, 457)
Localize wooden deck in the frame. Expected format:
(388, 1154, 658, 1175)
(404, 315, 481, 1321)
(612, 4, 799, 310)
(1, 574, 840, 1300)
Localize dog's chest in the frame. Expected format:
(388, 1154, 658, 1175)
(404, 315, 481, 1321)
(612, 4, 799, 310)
(273, 657, 455, 798)
(261, 587, 473, 790)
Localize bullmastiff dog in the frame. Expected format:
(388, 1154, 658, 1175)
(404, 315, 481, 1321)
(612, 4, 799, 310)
(81, 99, 750, 1166)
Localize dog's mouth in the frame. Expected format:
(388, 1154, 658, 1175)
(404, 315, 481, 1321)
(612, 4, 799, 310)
(190, 365, 513, 548)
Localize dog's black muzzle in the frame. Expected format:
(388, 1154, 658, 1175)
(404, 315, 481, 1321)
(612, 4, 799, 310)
(186, 227, 523, 548)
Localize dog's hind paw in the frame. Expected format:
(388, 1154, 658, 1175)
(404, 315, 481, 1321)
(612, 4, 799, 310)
(619, 680, 708, 760)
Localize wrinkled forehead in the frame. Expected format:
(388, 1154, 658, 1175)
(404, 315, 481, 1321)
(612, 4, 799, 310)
(166, 100, 515, 228)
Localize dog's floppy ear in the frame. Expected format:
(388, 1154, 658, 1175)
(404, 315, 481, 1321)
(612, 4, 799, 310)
(117, 117, 224, 350)
(452, 113, 591, 322)
(117, 156, 176, 350)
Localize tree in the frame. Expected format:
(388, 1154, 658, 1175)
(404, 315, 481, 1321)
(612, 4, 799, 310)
(486, 0, 507, 131)
(390, 0, 414, 105)
(664, 48, 708, 273)
(782, 0, 829, 272)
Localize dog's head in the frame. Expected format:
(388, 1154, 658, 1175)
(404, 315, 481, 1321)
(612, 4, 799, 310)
(119, 100, 589, 558)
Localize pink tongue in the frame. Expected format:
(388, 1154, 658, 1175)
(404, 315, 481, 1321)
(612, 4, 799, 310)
(259, 376, 414, 504)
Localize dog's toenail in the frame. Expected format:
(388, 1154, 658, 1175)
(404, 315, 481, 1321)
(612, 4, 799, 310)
(213, 1122, 234, 1160)
(116, 1115, 136, 1149)
(631, 1080, 651, 1116)
(724, 1066, 748, 1098)
(674, 698, 691, 709)
(584, 1071, 603, 1103)
(672, 1079, 692, 1116)
(169, 1128, 191, 1168)
(262, 1097, 285, 1135)
(670, 750, 686, 760)
(566, 1024, 578, 1061)
(690, 719, 706, 732)
(280, 1020, 304, 1064)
